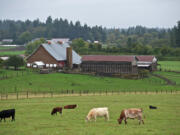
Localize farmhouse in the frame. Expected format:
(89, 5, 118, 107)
(136, 55, 157, 71)
(81, 55, 138, 74)
(26, 42, 81, 69)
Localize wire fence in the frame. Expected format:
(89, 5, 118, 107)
(0, 90, 179, 100)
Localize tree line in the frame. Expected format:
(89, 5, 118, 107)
(0, 16, 180, 57)
(0, 16, 106, 44)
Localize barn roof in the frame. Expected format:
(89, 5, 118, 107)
(136, 56, 156, 62)
(82, 55, 136, 62)
(42, 43, 81, 64)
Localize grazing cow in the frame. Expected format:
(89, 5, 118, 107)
(0, 109, 15, 122)
(51, 107, 63, 115)
(149, 105, 157, 109)
(117, 108, 144, 125)
(64, 104, 77, 109)
(85, 107, 109, 122)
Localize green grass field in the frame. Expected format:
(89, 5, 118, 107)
(0, 51, 25, 56)
(158, 61, 180, 71)
(155, 71, 180, 85)
(0, 94, 180, 135)
(0, 46, 16, 50)
(0, 70, 179, 93)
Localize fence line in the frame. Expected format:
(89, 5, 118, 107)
(0, 90, 179, 100)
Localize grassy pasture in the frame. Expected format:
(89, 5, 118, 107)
(0, 94, 180, 135)
(0, 51, 25, 56)
(0, 70, 179, 93)
(0, 46, 16, 50)
(155, 71, 180, 85)
(158, 61, 180, 71)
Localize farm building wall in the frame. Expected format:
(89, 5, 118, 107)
(81, 61, 138, 74)
(27, 46, 60, 66)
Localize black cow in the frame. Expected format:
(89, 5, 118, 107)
(0, 109, 15, 122)
(149, 105, 157, 109)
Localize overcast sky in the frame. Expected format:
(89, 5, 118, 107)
(0, 0, 179, 28)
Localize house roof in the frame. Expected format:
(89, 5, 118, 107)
(82, 55, 136, 62)
(47, 38, 70, 44)
(42, 43, 81, 64)
(136, 56, 155, 62)
(0, 57, 9, 61)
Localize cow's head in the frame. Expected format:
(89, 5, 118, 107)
(85, 116, 89, 122)
(117, 118, 123, 124)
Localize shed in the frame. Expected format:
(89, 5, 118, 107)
(81, 55, 138, 74)
(136, 56, 157, 71)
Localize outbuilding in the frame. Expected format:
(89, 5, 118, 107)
(136, 55, 157, 71)
(81, 55, 138, 74)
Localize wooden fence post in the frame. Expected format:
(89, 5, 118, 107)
(27, 91, 28, 99)
(17, 92, 18, 100)
(51, 91, 53, 98)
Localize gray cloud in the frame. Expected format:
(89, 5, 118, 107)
(0, 0, 179, 28)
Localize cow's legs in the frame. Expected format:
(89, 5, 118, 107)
(4, 118, 6, 122)
(105, 114, 109, 121)
(12, 115, 15, 121)
(124, 118, 127, 124)
(141, 119, 144, 124)
(94, 116, 96, 122)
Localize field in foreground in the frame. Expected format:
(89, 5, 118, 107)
(0, 94, 180, 135)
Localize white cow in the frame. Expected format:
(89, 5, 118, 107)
(85, 107, 109, 122)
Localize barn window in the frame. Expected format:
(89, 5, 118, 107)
(54, 64, 57, 67)
(46, 64, 49, 67)
(50, 64, 53, 67)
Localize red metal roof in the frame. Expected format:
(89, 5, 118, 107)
(136, 56, 155, 62)
(82, 55, 135, 62)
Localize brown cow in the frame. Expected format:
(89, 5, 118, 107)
(64, 104, 77, 109)
(117, 108, 144, 125)
(51, 107, 63, 115)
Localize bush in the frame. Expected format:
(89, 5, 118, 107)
(4, 55, 25, 70)
(139, 69, 149, 78)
